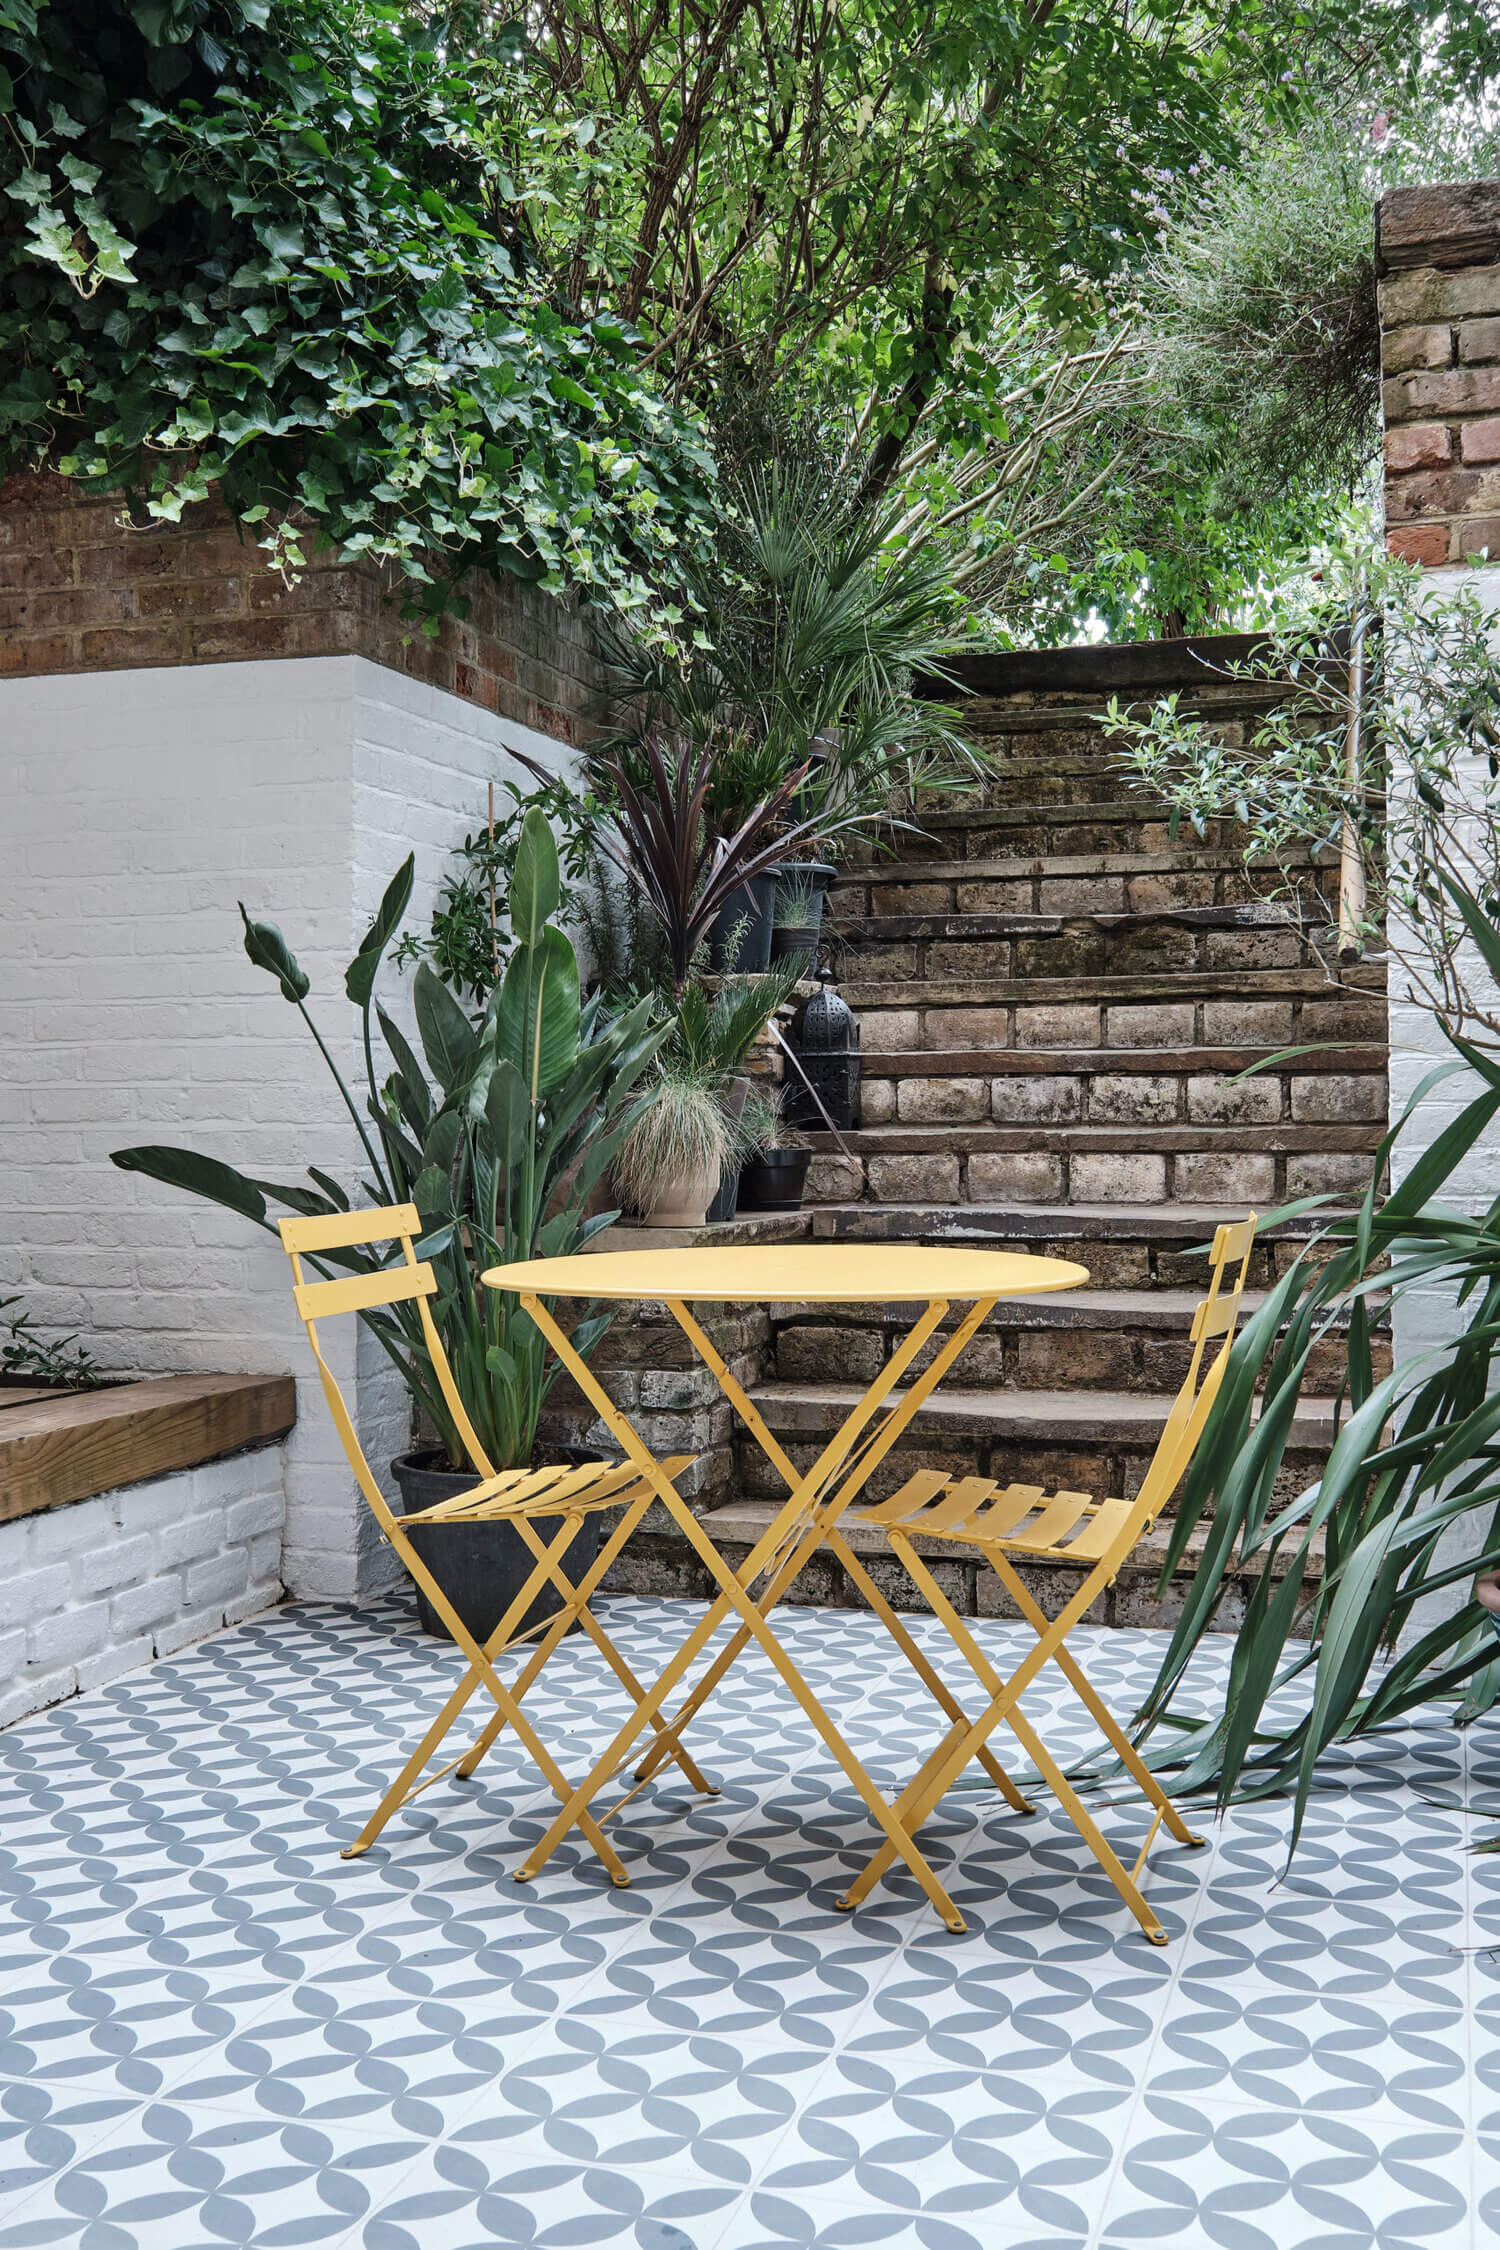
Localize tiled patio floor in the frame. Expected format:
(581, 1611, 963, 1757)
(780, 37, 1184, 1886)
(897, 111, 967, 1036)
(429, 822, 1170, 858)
(0, 1594, 1494, 2249)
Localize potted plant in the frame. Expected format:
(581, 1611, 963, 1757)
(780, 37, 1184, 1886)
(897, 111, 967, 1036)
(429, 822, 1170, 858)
(614, 1066, 737, 1225)
(770, 865, 835, 970)
(112, 812, 668, 1643)
(736, 1087, 811, 1213)
(612, 967, 801, 1226)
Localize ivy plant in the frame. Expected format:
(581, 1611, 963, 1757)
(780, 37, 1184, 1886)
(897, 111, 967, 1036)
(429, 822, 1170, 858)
(0, 0, 717, 626)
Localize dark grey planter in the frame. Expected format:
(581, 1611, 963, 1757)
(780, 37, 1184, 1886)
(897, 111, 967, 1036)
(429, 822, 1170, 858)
(708, 867, 780, 972)
(737, 1146, 812, 1212)
(391, 1449, 600, 1643)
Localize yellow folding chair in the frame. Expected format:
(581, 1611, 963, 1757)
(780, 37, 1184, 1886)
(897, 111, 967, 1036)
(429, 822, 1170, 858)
(279, 1203, 706, 1882)
(831, 1213, 1257, 1943)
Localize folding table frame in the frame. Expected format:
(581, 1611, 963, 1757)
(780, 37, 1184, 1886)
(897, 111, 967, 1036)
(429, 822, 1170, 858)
(493, 1243, 1087, 1933)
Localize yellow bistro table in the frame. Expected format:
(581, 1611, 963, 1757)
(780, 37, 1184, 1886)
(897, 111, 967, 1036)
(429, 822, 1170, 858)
(482, 1241, 1088, 1932)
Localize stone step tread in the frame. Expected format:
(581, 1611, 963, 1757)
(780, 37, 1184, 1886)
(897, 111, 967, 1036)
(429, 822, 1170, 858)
(832, 905, 1304, 939)
(844, 967, 1385, 1008)
(776, 1285, 1389, 1334)
(858, 1045, 1387, 1079)
(805, 1122, 1383, 1154)
(836, 845, 1335, 886)
(698, 1498, 1323, 1581)
(898, 800, 1176, 829)
(749, 1379, 1341, 1448)
(809, 1200, 1350, 1243)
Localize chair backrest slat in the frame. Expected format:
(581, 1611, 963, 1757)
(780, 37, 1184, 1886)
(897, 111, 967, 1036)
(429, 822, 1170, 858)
(280, 1205, 422, 1254)
(278, 1201, 498, 1544)
(293, 1264, 438, 1322)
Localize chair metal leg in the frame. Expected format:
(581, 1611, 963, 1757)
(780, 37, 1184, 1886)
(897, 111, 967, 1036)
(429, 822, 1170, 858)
(455, 1488, 715, 1797)
(838, 1536, 1186, 1939)
(988, 1552, 1201, 1848)
(343, 1517, 630, 1883)
(824, 1528, 1035, 1815)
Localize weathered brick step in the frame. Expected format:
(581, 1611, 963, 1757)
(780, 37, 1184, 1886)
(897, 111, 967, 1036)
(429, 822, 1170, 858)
(735, 1382, 1338, 1530)
(850, 970, 1385, 1057)
(834, 844, 1336, 923)
(881, 799, 1238, 862)
(831, 906, 1329, 984)
(673, 1500, 1322, 1635)
(803, 1122, 1380, 1211)
(915, 754, 1167, 810)
(857, 1045, 1385, 1131)
(808, 1198, 1347, 1289)
(771, 1291, 1389, 1396)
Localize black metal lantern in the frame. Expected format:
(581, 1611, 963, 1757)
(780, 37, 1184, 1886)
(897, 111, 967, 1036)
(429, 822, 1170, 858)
(784, 972, 862, 1131)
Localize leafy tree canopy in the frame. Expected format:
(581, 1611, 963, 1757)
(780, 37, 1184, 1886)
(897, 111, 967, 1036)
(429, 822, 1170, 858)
(0, 0, 717, 623)
(513, 0, 1500, 515)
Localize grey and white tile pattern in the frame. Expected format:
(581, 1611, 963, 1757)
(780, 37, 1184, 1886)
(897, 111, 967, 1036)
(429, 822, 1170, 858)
(0, 1594, 1492, 2247)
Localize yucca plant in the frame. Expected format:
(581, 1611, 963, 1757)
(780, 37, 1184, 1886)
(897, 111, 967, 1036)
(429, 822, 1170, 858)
(112, 811, 666, 1471)
(1127, 878, 1500, 1857)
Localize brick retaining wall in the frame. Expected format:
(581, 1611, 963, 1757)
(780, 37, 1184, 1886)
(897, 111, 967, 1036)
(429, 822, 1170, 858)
(0, 471, 601, 742)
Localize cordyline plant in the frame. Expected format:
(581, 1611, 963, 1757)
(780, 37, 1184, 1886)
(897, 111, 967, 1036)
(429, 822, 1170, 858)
(112, 811, 666, 1470)
(1119, 878, 1500, 1858)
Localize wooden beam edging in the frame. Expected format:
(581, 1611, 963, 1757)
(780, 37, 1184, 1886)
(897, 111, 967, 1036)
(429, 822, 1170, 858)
(0, 1372, 297, 1527)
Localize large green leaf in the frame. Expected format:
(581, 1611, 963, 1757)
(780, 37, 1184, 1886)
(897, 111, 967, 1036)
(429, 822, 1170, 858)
(347, 855, 414, 1006)
(496, 924, 580, 1096)
(238, 905, 308, 1001)
(111, 1145, 268, 1225)
(413, 963, 478, 1092)
(509, 805, 560, 948)
(485, 1058, 530, 1167)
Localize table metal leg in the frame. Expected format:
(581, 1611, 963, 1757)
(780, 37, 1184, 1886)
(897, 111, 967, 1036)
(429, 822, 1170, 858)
(513, 1290, 1005, 1929)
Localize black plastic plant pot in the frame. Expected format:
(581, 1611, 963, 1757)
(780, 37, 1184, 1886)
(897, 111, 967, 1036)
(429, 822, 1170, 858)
(769, 926, 819, 972)
(707, 1163, 742, 1224)
(391, 1449, 600, 1642)
(737, 1146, 812, 1213)
(708, 867, 780, 972)
(773, 860, 837, 930)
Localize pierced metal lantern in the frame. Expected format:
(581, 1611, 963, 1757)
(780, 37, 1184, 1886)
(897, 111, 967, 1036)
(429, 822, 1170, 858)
(784, 972, 862, 1132)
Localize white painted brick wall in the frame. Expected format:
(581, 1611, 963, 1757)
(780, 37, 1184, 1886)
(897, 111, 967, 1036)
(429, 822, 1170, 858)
(0, 1442, 288, 1729)
(1, 654, 571, 1602)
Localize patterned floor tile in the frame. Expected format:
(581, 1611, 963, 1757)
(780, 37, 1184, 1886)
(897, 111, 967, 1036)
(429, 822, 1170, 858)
(0, 2081, 142, 2214)
(756, 2043, 1132, 2239)
(0, 2099, 428, 2248)
(446, 2011, 833, 2188)
(1142, 1988, 1469, 2127)
(350, 2141, 743, 2250)
(0, 1595, 1489, 2249)
(713, 2182, 1088, 2249)
(1096, 2093, 1472, 2247)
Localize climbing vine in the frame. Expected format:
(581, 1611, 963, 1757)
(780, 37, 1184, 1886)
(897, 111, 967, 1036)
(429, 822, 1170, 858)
(0, 0, 716, 624)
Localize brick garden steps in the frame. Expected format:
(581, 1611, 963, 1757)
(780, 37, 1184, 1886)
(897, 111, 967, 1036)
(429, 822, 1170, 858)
(770, 1290, 1391, 1396)
(832, 844, 1336, 919)
(801, 1121, 1380, 1210)
(830, 904, 1331, 983)
(850, 967, 1386, 1056)
(687, 1499, 1323, 1634)
(858, 1045, 1387, 1134)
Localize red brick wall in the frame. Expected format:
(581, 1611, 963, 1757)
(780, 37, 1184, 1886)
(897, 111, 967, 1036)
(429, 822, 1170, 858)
(0, 471, 602, 742)
(1378, 182, 1500, 568)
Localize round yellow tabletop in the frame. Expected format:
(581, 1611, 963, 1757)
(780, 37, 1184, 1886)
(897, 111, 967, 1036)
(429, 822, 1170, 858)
(482, 1242, 1089, 1305)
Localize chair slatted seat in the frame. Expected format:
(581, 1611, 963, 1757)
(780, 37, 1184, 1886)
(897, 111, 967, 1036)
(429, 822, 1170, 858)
(278, 1202, 713, 1884)
(830, 1213, 1258, 1946)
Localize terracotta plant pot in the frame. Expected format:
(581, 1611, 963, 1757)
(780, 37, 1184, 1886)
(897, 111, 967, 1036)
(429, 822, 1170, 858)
(635, 1155, 722, 1227)
(390, 1448, 600, 1642)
